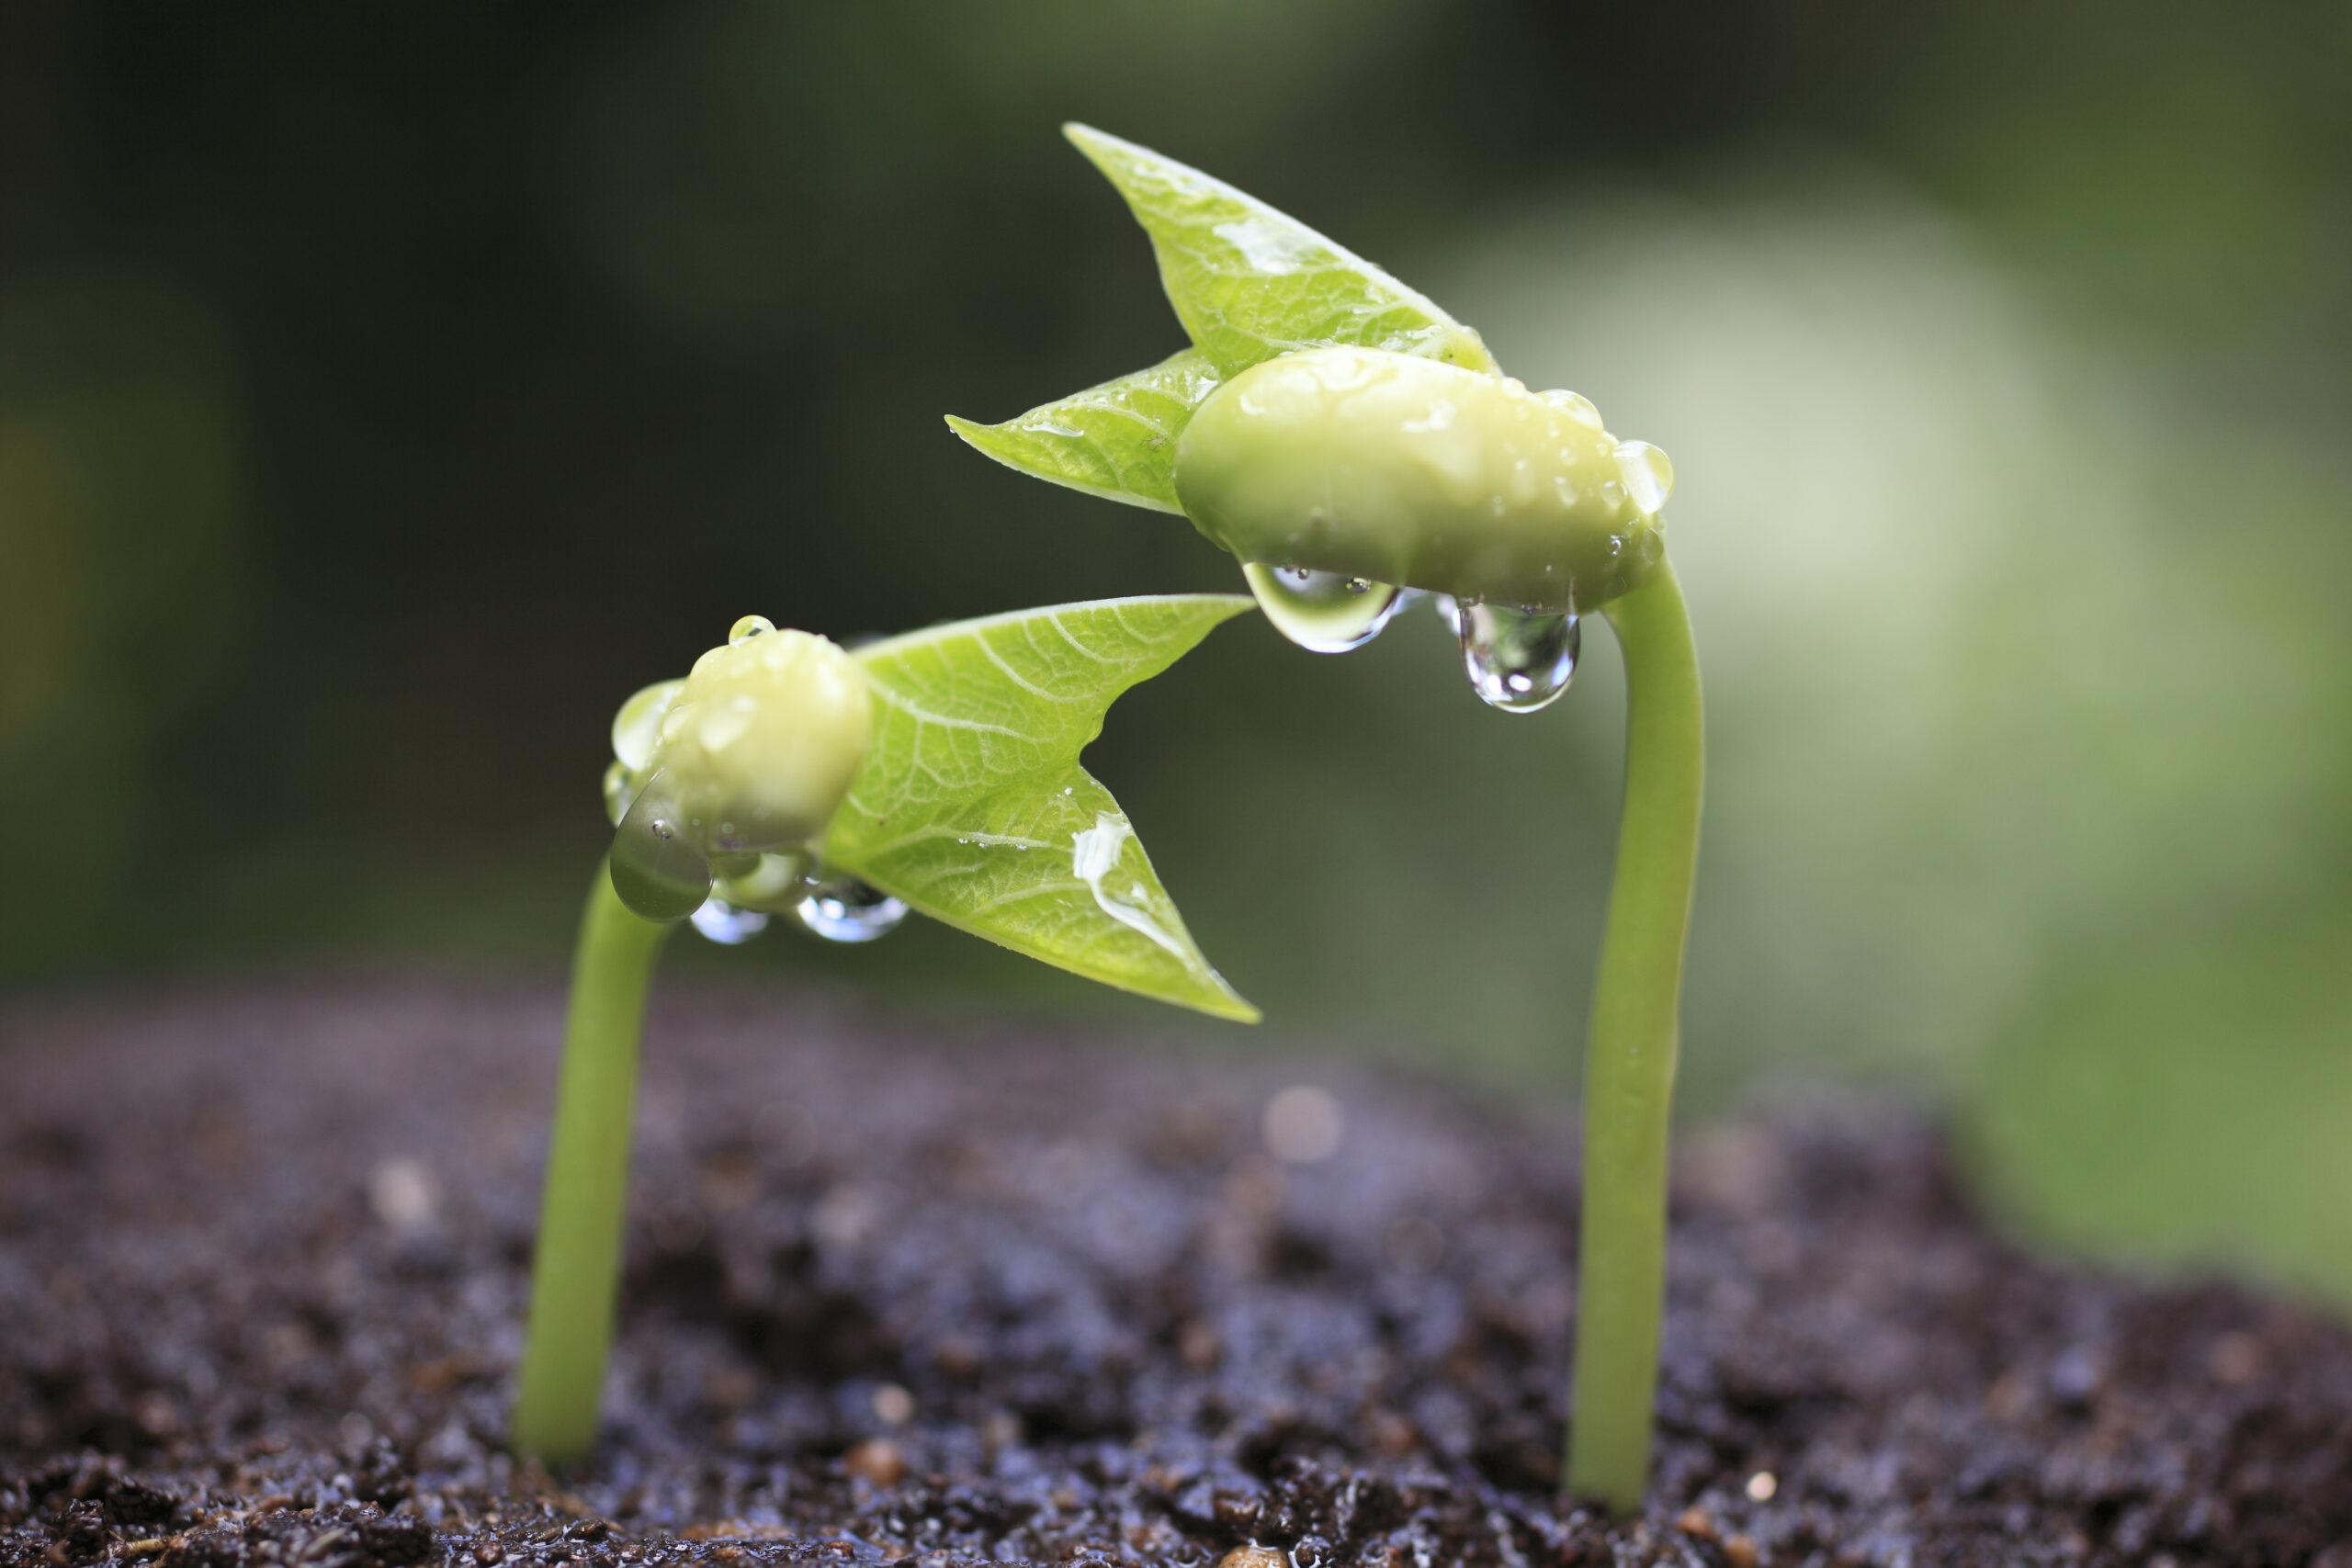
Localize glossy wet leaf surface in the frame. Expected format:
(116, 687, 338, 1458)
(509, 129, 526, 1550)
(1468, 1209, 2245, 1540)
(822, 595, 1258, 1021)
(1064, 123, 1498, 378)
(947, 128, 1498, 515)
(945, 348, 1218, 513)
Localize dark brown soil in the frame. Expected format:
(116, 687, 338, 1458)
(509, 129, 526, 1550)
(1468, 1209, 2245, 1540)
(3, 980, 2350, 1567)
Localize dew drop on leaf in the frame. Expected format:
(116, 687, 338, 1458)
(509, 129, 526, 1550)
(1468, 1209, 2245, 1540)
(1458, 601, 1580, 714)
(728, 614, 775, 645)
(689, 896, 769, 945)
(793, 872, 908, 944)
(1242, 562, 1403, 653)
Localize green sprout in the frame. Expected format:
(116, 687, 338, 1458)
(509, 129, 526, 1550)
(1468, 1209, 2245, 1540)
(514, 597, 1255, 1462)
(948, 127, 1702, 1511)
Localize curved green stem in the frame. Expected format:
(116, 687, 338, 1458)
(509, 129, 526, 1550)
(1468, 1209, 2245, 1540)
(1567, 560, 1703, 1511)
(513, 862, 673, 1462)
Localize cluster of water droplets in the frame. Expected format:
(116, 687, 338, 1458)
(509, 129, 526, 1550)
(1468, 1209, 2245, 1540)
(608, 790, 906, 949)
(686, 872, 907, 949)
(1243, 567, 1583, 714)
(607, 755, 910, 949)
(605, 613, 907, 948)
(1237, 424, 1670, 716)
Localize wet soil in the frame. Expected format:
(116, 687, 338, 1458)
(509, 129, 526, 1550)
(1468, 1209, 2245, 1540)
(3, 979, 2350, 1567)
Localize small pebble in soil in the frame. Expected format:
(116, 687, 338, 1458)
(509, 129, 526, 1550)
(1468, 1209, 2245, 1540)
(1261, 1086, 1343, 1164)
(869, 1383, 915, 1426)
(842, 1438, 907, 1489)
(368, 1157, 440, 1230)
(1216, 1550, 1289, 1568)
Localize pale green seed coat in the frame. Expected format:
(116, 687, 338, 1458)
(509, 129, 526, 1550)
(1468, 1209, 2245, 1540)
(1173, 346, 1668, 614)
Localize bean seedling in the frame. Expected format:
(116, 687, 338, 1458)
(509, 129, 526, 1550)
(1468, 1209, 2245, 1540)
(514, 598, 1256, 1461)
(948, 126, 1702, 1511)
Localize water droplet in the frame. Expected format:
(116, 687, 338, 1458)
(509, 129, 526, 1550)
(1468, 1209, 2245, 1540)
(1244, 562, 1402, 653)
(793, 873, 907, 944)
(1457, 602, 1580, 714)
(690, 896, 769, 946)
(611, 679, 684, 773)
(728, 614, 775, 645)
(1430, 593, 1463, 635)
(602, 761, 637, 827)
(1614, 440, 1674, 513)
(1071, 811, 1188, 959)
(1542, 388, 1604, 428)
(610, 778, 714, 920)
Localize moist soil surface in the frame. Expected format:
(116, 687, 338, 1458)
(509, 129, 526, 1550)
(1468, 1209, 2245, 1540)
(4, 980, 2350, 1568)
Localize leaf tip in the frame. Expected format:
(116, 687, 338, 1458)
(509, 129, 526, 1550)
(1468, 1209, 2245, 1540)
(1177, 974, 1263, 1025)
(944, 412, 1016, 466)
(1061, 121, 1136, 180)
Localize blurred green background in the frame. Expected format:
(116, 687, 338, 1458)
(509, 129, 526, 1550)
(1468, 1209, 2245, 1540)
(6, 4, 2349, 1301)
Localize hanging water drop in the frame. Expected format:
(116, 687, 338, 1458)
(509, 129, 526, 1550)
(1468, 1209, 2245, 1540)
(728, 614, 775, 645)
(690, 896, 769, 946)
(1613, 440, 1674, 514)
(1242, 562, 1403, 653)
(1457, 602, 1581, 714)
(793, 872, 908, 944)
(609, 778, 715, 921)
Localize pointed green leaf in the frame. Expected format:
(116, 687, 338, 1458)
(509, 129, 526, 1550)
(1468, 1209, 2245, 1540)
(944, 347, 1221, 513)
(1064, 122, 1499, 378)
(822, 595, 1259, 1021)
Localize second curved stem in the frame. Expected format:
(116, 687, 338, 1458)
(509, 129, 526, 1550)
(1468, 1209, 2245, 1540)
(1566, 560, 1704, 1512)
(513, 861, 673, 1462)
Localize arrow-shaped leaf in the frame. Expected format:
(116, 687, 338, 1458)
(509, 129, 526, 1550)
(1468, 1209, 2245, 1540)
(822, 595, 1258, 1021)
(944, 347, 1220, 514)
(1063, 122, 1499, 378)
